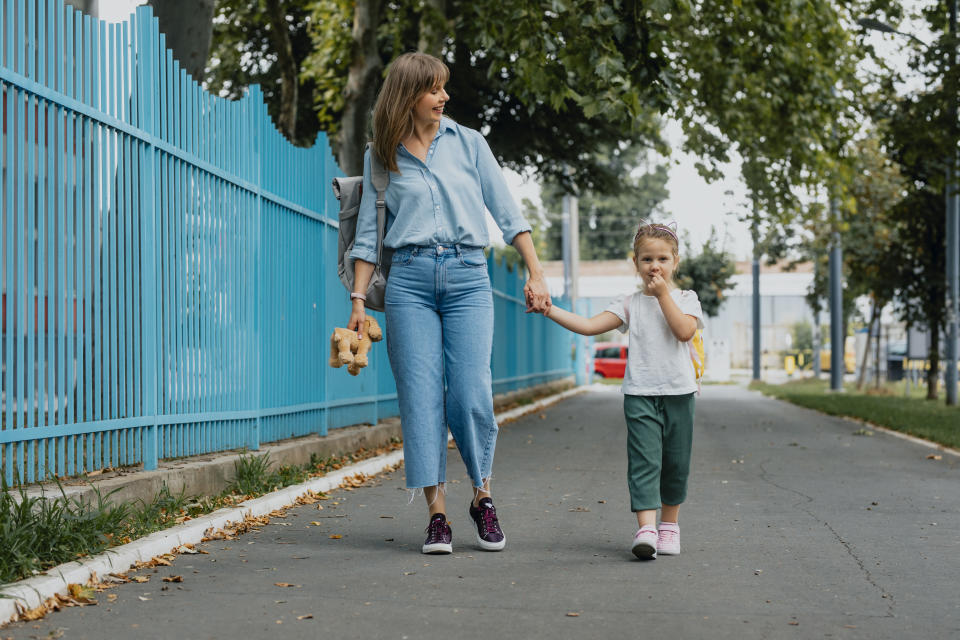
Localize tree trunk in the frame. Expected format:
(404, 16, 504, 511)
(855, 298, 878, 390)
(339, 0, 384, 175)
(927, 328, 940, 400)
(418, 0, 447, 57)
(264, 0, 299, 143)
(147, 0, 215, 82)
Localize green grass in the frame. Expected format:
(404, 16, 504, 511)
(0, 479, 190, 585)
(750, 378, 960, 449)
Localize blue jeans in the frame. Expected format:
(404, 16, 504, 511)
(384, 244, 497, 490)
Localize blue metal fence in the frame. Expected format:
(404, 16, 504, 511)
(0, 1, 574, 485)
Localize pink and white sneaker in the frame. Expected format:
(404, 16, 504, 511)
(657, 522, 681, 555)
(631, 526, 658, 559)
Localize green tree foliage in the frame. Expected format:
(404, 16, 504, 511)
(847, 4, 960, 399)
(206, 0, 320, 145)
(791, 320, 814, 353)
(206, 1, 890, 209)
(532, 143, 670, 261)
(883, 87, 948, 399)
(797, 136, 903, 356)
(675, 228, 737, 318)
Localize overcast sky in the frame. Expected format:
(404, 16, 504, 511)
(100, 1, 929, 262)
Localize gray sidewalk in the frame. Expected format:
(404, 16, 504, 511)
(4, 385, 959, 639)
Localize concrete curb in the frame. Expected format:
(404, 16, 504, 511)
(0, 385, 584, 625)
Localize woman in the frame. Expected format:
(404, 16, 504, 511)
(347, 52, 551, 554)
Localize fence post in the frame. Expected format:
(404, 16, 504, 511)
(247, 86, 261, 451)
(135, 6, 159, 470)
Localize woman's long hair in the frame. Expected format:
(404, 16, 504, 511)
(372, 52, 449, 173)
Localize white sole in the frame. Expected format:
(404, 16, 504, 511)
(475, 533, 506, 551)
(422, 543, 453, 554)
(657, 547, 680, 556)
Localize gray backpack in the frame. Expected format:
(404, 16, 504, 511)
(332, 143, 391, 312)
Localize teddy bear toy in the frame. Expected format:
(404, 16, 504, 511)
(329, 316, 383, 376)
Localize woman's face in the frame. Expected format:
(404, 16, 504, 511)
(634, 237, 679, 287)
(411, 84, 449, 126)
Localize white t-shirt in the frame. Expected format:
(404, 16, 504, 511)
(604, 289, 705, 396)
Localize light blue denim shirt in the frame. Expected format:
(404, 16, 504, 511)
(349, 117, 531, 264)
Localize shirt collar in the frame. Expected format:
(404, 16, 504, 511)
(438, 116, 457, 136)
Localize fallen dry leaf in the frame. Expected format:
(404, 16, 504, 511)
(16, 596, 60, 621)
(927, 454, 942, 460)
(138, 596, 151, 601)
(132, 576, 150, 583)
(274, 582, 300, 588)
(329, 534, 343, 539)
(566, 612, 580, 617)
(162, 576, 183, 583)
(107, 594, 118, 602)
(297, 614, 314, 620)
(309, 521, 323, 526)
(66, 583, 97, 604)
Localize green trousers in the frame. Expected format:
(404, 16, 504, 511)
(623, 393, 696, 512)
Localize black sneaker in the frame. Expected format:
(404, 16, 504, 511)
(422, 513, 453, 554)
(468, 497, 506, 551)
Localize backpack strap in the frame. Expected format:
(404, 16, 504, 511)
(368, 142, 389, 267)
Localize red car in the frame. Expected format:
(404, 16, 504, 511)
(593, 342, 627, 378)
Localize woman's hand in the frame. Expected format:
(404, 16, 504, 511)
(348, 299, 367, 340)
(348, 261, 376, 339)
(524, 275, 552, 314)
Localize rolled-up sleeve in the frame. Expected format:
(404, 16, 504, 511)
(348, 148, 379, 264)
(473, 131, 531, 246)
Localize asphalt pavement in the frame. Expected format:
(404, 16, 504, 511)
(4, 384, 958, 639)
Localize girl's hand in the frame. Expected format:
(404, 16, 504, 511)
(646, 273, 670, 299)
(348, 299, 366, 340)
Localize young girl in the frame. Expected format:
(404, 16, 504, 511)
(544, 221, 703, 560)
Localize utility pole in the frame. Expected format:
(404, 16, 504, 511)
(752, 208, 761, 382)
(946, 0, 959, 405)
(829, 224, 844, 391)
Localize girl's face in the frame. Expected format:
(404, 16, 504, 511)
(412, 84, 449, 126)
(635, 238, 679, 289)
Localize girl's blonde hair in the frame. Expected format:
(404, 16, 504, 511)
(372, 52, 450, 173)
(632, 221, 680, 274)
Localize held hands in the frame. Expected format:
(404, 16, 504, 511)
(524, 275, 552, 314)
